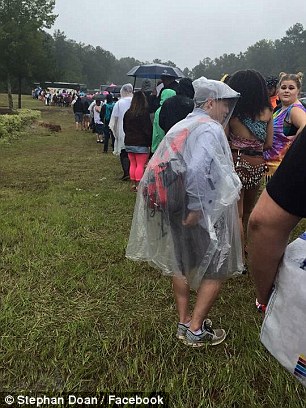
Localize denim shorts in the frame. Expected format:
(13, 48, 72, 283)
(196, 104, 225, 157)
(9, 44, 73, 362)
(125, 145, 150, 153)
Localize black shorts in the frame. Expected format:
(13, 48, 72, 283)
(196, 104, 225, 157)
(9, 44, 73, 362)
(95, 123, 104, 135)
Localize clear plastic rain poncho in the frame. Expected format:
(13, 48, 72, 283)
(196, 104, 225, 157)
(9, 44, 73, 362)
(126, 77, 243, 290)
(109, 83, 133, 155)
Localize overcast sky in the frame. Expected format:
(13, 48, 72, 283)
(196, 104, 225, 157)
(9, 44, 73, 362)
(48, 0, 306, 70)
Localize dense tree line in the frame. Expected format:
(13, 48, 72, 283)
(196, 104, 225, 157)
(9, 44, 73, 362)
(0, 0, 305, 108)
(190, 23, 306, 81)
(32, 23, 306, 89)
(0, 0, 56, 108)
(25, 30, 180, 90)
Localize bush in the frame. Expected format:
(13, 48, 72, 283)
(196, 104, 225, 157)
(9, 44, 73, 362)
(0, 109, 41, 141)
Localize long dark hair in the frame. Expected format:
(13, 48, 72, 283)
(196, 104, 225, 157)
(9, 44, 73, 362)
(128, 91, 148, 116)
(228, 69, 271, 120)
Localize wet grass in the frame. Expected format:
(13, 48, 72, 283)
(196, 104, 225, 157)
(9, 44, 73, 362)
(0, 94, 306, 407)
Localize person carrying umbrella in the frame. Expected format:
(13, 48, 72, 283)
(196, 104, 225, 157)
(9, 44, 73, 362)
(150, 74, 180, 113)
(127, 63, 184, 112)
(160, 74, 180, 93)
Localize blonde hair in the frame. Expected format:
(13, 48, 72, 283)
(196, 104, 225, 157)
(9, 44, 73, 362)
(278, 71, 304, 89)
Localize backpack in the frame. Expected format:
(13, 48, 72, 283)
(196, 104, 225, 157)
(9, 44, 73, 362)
(103, 102, 115, 124)
(143, 128, 189, 214)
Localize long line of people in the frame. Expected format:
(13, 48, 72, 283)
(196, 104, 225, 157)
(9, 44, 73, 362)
(36, 74, 306, 208)
(33, 73, 306, 386)
(107, 77, 195, 188)
(33, 87, 75, 107)
(35, 72, 306, 382)
(114, 72, 306, 194)
(121, 71, 306, 350)
(35, 74, 306, 223)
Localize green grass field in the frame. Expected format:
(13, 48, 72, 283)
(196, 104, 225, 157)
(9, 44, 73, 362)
(0, 94, 305, 407)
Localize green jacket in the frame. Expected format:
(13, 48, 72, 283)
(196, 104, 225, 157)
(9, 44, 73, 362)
(151, 89, 176, 153)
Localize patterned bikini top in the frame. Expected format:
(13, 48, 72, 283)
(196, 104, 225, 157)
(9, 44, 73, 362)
(238, 115, 268, 143)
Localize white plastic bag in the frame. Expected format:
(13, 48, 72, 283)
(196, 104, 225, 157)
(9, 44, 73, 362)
(261, 232, 306, 387)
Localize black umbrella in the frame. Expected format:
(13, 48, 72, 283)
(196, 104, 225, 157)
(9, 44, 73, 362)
(126, 63, 184, 79)
(93, 93, 106, 101)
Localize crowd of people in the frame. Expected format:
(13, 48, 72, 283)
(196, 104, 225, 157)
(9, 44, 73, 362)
(35, 70, 306, 349)
(30, 69, 306, 391)
(120, 70, 306, 348)
(108, 76, 197, 188)
(33, 87, 76, 107)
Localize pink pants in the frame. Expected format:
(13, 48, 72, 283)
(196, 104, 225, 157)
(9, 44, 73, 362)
(128, 152, 149, 182)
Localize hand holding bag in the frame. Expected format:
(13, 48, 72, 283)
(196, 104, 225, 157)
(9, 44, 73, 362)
(260, 232, 306, 387)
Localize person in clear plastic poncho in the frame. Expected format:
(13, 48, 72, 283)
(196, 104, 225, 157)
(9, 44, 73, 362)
(126, 77, 243, 347)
